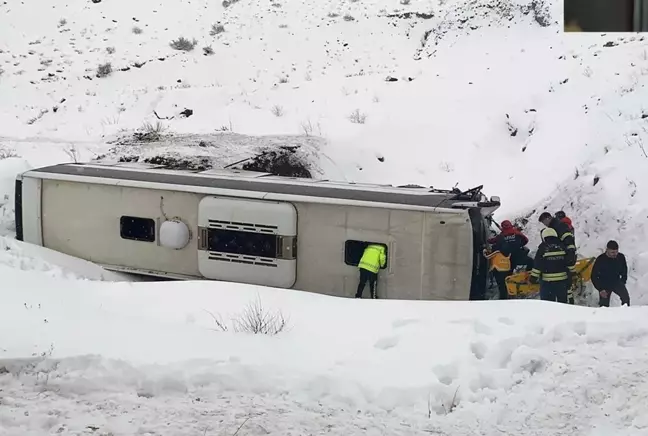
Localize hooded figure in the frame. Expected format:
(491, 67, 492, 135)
(487, 220, 533, 271)
(529, 227, 572, 303)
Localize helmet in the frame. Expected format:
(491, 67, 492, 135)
(541, 227, 558, 241)
(555, 211, 566, 220)
(501, 220, 513, 229)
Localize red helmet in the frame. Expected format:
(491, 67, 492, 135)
(501, 220, 513, 229)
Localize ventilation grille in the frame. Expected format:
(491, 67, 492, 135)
(208, 219, 278, 234)
(207, 252, 278, 268)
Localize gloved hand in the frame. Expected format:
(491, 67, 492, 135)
(529, 275, 539, 285)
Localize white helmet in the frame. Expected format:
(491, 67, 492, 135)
(541, 227, 558, 241)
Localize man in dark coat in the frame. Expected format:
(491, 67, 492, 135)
(591, 240, 630, 307)
(529, 227, 572, 303)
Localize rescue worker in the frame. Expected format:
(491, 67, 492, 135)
(486, 220, 531, 300)
(553, 211, 578, 303)
(591, 240, 630, 307)
(539, 211, 576, 268)
(529, 227, 572, 303)
(555, 211, 575, 235)
(355, 243, 387, 299)
(488, 220, 534, 272)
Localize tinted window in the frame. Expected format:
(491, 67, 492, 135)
(207, 229, 277, 258)
(120, 216, 156, 242)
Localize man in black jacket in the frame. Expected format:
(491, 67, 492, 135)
(591, 240, 630, 307)
(529, 228, 572, 303)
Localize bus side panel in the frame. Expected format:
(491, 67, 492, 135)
(20, 176, 43, 245)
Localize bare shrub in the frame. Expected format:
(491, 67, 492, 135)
(203, 45, 214, 55)
(400, 0, 411, 4)
(170, 36, 198, 51)
(106, 46, 116, 54)
(278, 76, 289, 84)
(278, 24, 288, 29)
(343, 14, 355, 21)
(96, 62, 113, 78)
(0, 146, 19, 159)
(233, 297, 288, 335)
(63, 144, 80, 163)
(205, 297, 289, 335)
(328, 12, 340, 18)
(271, 105, 284, 117)
(348, 108, 367, 124)
(134, 121, 166, 142)
(132, 26, 143, 35)
(58, 18, 67, 28)
(210, 23, 225, 36)
(0, 67, 4, 77)
(300, 118, 321, 136)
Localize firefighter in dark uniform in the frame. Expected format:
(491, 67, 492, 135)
(529, 227, 572, 303)
(539, 211, 577, 303)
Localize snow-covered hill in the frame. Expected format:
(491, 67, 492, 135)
(3, 0, 648, 434)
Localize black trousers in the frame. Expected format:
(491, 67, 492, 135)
(356, 268, 378, 299)
(540, 281, 569, 303)
(493, 270, 512, 300)
(599, 284, 630, 307)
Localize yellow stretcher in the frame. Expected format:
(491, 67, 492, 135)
(505, 256, 596, 299)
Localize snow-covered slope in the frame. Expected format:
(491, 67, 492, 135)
(2, 273, 648, 435)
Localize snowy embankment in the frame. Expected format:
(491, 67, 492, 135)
(2, 275, 648, 435)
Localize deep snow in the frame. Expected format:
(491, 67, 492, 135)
(2, 274, 648, 435)
(2, 0, 648, 434)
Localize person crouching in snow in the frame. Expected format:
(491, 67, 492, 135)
(355, 244, 387, 299)
(529, 228, 572, 303)
(591, 240, 630, 307)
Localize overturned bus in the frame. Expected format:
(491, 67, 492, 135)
(14, 162, 500, 300)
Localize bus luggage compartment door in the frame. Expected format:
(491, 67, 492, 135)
(197, 196, 297, 288)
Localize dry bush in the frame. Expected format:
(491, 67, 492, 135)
(204, 297, 289, 335)
(132, 26, 143, 35)
(134, 121, 167, 142)
(170, 37, 198, 51)
(203, 45, 214, 55)
(96, 62, 113, 78)
(0, 146, 19, 160)
(343, 14, 355, 21)
(271, 105, 285, 117)
(210, 23, 225, 36)
(106, 46, 116, 54)
(348, 108, 367, 124)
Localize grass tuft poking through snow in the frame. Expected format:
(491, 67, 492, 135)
(210, 23, 225, 36)
(96, 62, 113, 78)
(169, 37, 198, 51)
(348, 108, 367, 124)
(134, 121, 167, 142)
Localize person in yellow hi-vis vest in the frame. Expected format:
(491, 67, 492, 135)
(355, 244, 387, 299)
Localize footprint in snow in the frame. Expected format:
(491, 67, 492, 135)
(374, 336, 399, 350)
(391, 318, 420, 329)
(470, 341, 488, 360)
